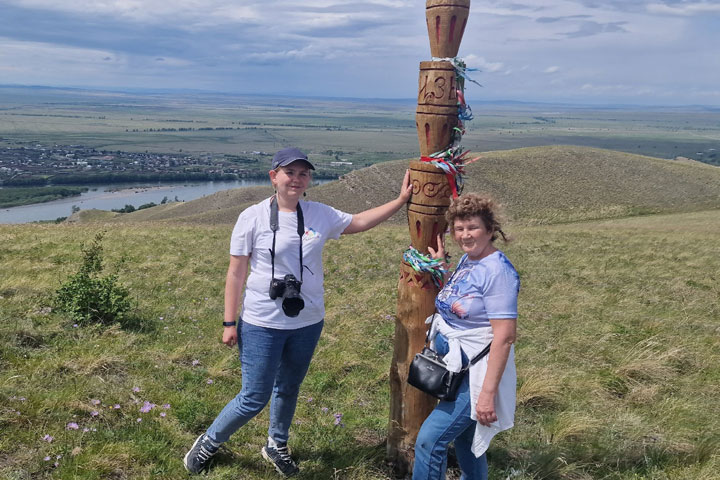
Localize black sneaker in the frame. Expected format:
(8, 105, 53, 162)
(261, 440, 299, 477)
(183, 433, 219, 474)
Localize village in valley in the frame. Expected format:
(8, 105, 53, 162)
(0, 140, 347, 186)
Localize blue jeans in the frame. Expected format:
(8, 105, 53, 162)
(412, 358, 487, 479)
(206, 319, 324, 444)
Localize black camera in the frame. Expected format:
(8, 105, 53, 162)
(269, 274, 304, 317)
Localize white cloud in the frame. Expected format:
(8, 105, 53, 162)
(647, 2, 720, 16)
(544, 65, 560, 73)
(464, 54, 504, 73)
(5, 0, 262, 25)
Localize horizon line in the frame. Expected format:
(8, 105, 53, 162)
(1, 83, 719, 111)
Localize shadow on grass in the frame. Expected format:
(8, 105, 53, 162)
(209, 440, 395, 479)
(118, 312, 157, 333)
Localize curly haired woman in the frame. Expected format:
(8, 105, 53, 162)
(412, 193, 520, 480)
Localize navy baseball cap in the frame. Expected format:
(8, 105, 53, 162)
(271, 147, 315, 170)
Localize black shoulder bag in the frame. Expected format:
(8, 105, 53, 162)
(407, 256, 492, 402)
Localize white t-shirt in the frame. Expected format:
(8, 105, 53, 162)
(230, 197, 353, 329)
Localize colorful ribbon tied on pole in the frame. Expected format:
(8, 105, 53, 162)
(431, 57, 482, 90)
(403, 246, 448, 288)
(421, 146, 481, 198)
(457, 89, 473, 122)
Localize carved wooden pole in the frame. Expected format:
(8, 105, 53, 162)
(388, 0, 471, 475)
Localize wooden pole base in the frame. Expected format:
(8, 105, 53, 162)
(388, 262, 439, 476)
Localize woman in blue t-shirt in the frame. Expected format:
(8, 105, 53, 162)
(413, 193, 520, 480)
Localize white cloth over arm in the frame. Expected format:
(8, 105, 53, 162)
(428, 314, 517, 457)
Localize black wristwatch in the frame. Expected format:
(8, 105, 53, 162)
(222, 321, 237, 327)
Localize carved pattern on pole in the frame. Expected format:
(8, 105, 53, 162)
(387, 1, 471, 475)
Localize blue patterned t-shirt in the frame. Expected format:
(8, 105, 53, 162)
(435, 251, 520, 330)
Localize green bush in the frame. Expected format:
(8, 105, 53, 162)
(54, 231, 133, 326)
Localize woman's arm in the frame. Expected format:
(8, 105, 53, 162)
(222, 254, 250, 347)
(475, 318, 517, 426)
(342, 169, 412, 234)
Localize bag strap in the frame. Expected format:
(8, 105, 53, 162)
(467, 341, 492, 367)
(269, 196, 305, 282)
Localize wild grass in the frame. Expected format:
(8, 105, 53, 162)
(1, 208, 719, 479)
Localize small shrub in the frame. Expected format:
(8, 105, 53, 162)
(54, 231, 133, 326)
(112, 204, 136, 213)
(137, 202, 157, 210)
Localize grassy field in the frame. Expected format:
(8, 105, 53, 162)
(1, 206, 719, 479)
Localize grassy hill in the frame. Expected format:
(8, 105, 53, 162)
(71, 145, 720, 226)
(1, 209, 719, 479)
(3, 144, 720, 479)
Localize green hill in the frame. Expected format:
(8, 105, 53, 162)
(2, 209, 719, 479)
(71, 145, 720, 226)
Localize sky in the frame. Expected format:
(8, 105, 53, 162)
(1, 0, 719, 106)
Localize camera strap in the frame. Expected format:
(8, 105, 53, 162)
(269, 195, 305, 282)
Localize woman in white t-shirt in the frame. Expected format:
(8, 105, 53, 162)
(184, 147, 412, 476)
(413, 193, 520, 480)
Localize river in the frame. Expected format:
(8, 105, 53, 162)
(0, 179, 329, 224)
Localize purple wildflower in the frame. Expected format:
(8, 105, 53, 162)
(206, 379, 214, 385)
(72, 324, 79, 328)
(160, 412, 167, 418)
(307, 397, 313, 403)
(139, 401, 156, 413)
(91, 399, 101, 405)
(44, 456, 51, 461)
(136, 418, 142, 423)
(333, 413, 343, 426)
(321, 407, 329, 413)
(83, 428, 90, 433)
(132, 387, 140, 393)
(42, 434, 54, 443)
(162, 403, 171, 409)
(66, 422, 79, 430)
(90, 411, 99, 417)
(191, 359, 200, 366)
(114, 404, 121, 409)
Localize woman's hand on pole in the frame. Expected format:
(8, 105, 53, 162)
(342, 169, 413, 234)
(427, 233, 445, 260)
(398, 168, 413, 203)
(428, 234, 451, 278)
